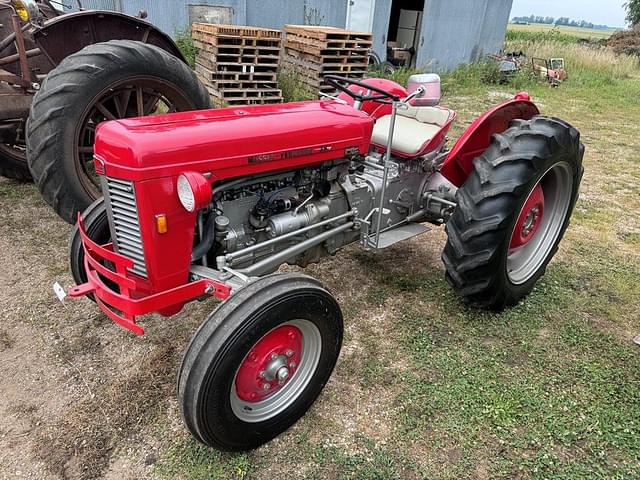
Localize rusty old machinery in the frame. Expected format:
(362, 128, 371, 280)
(0, 0, 195, 182)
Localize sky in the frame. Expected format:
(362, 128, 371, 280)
(510, 0, 628, 27)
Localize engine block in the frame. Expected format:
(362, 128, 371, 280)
(206, 151, 444, 274)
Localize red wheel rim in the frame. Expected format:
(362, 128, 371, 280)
(510, 183, 545, 249)
(235, 325, 303, 402)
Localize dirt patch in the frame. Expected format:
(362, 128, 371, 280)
(0, 329, 15, 351)
(34, 342, 178, 478)
(607, 26, 640, 56)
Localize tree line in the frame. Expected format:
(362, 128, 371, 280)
(511, 15, 610, 30)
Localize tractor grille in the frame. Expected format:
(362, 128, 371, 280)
(104, 177, 147, 278)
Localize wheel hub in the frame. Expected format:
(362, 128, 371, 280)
(510, 183, 545, 249)
(235, 325, 302, 402)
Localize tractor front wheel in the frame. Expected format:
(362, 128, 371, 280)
(442, 116, 584, 309)
(69, 197, 117, 300)
(27, 39, 211, 224)
(178, 273, 343, 451)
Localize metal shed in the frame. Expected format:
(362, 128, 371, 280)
(75, 0, 513, 72)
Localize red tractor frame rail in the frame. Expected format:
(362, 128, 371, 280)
(69, 215, 230, 335)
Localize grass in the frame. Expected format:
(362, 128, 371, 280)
(278, 70, 316, 102)
(504, 39, 638, 88)
(508, 24, 618, 41)
(175, 28, 197, 68)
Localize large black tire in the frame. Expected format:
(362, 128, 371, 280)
(69, 197, 115, 300)
(442, 116, 584, 310)
(178, 273, 343, 451)
(0, 144, 30, 181)
(27, 40, 211, 224)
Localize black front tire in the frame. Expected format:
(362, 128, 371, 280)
(27, 39, 211, 224)
(442, 116, 584, 310)
(69, 198, 115, 301)
(178, 273, 343, 451)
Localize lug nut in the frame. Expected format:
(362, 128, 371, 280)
(285, 349, 294, 357)
(276, 366, 289, 382)
(262, 383, 271, 390)
(289, 362, 296, 369)
(271, 353, 278, 360)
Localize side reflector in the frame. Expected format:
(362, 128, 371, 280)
(155, 214, 168, 234)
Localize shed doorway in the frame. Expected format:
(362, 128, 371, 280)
(386, 0, 424, 68)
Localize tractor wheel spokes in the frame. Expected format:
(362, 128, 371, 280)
(75, 80, 185, 197)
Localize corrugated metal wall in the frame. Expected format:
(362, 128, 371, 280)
(76, 0, 347, 37)
(416, 0, 513, 71)
(72, 0, 513, 72)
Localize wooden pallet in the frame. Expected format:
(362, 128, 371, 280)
(193, 42, 280, 56)
(193, 23, 281, 39)
(280, 55, 368, 75)
(284, 37, 369, 56)
(209, 88, 283, 100)
(196, 50, 279, 66)
(212, 97, 283, 107)
(202, 77, 278, 89)
(283, 34, 372, 51)
(280, 65, 363, 88)
(196, 65, 277, 82)
(283, 47, 368, 65)
(199, 81, 283, 102)
(192, 31, 281, 48)
(284, 25, 371, 42)
(195, 63, 278, 82)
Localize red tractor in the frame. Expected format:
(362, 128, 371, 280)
(64, 75, 584, 451)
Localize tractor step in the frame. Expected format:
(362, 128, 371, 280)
(370, 223, 430, 249)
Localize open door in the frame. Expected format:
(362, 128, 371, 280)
(385, 0, 424, 68)
(346, 0, 376, 32)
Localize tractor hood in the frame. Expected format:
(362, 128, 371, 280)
(94, 100, 374, 182)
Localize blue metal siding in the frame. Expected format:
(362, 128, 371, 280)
(416, 0, 513, 71)
(71, 0, 512, 72)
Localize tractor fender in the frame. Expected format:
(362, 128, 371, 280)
(440, 93, 540, 187)
(31, 10, 186, 67)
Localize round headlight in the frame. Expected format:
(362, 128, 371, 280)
(177, 172, 212, 212)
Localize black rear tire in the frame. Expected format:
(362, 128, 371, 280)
(27, 39, 211, 224)
(0, 144, 30, 181)
(178, 273, 343, 451)
(442, 116, 584, 310)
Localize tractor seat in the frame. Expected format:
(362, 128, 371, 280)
(371, 106, 455, 158)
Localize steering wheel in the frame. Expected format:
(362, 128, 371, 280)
(323, 75, 401, 103)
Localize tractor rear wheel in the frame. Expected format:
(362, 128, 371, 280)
(27, 39, 211, 224)
(178, 273, 343, 451)
(0, 143, 30, 181)
(442, 116, 584, 310)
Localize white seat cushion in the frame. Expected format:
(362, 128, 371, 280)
(371, 106, 451, 156)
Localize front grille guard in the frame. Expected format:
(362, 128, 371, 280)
(68, 214, 231, 335)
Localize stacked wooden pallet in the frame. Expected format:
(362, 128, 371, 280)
(281, 25, 372, 96)
(192, 23, 283, 106)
